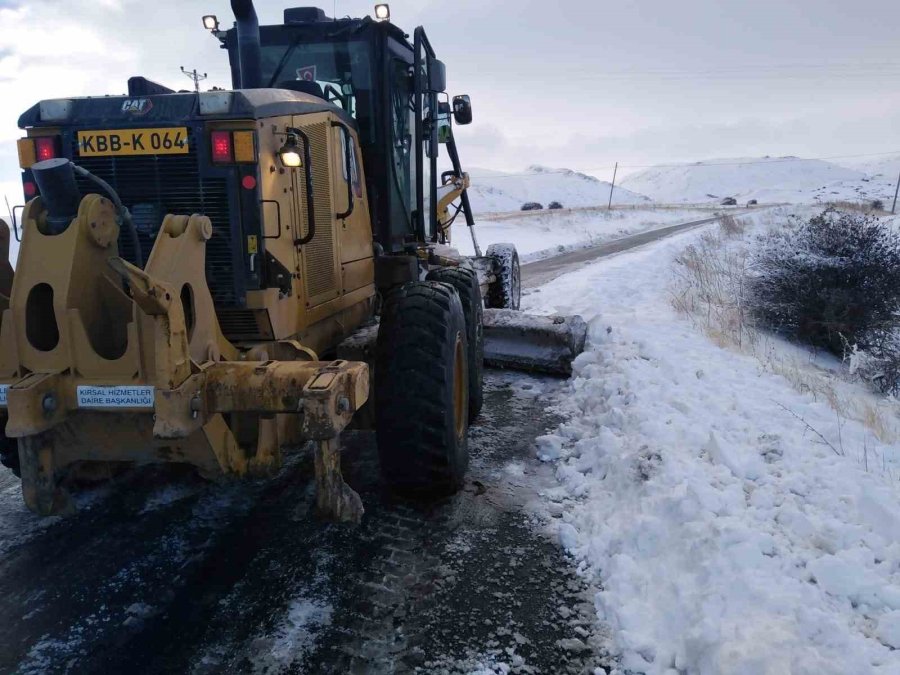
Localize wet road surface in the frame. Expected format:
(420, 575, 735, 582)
(0, 371, 610, 674)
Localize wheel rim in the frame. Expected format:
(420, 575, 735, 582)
(453, 333, 466, 438)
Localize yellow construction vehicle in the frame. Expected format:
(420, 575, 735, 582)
(1, 1, 585, 520)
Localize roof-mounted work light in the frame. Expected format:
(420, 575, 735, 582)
(374, 4, 390, 21)
(202, 15, 219, 31)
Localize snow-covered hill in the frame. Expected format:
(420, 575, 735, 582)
(620, 157, 892, 205)
(466, 165, 650, 215)
(838, 153, 900, 181)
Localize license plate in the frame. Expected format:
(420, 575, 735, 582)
(77, 385, 155, 409)
(0, 385, 7, 407)
(77, 127, 189, 157)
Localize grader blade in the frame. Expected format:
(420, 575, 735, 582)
(483, 309, 588, 377)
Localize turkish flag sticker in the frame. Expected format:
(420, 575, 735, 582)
(296, 66, 317, 82)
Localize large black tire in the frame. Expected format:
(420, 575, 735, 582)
(486, 242, 521, 310)
(375, 281, 470, 494)
(0, 431, 20, 478)
(426, 266, 484, 421)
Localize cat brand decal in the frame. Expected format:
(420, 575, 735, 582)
(122, 98, 154, 115)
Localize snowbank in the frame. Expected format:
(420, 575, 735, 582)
(620, 157, 893, 206)
(466, 165, 650, 215)
(525, 219, 900, 674)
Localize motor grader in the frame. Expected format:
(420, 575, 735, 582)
(0, 1, 585, 520)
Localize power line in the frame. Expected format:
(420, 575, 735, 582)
(483, 61, 900, 79)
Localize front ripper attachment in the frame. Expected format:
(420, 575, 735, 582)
(1, 173, 368, 523)
(483, 309, 587, 377)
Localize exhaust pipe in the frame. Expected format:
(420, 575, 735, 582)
(231, 0, 262, 89)
(31, 158, 81, 235)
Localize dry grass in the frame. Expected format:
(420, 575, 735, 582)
(670, 225, 755, 349)
(718, 214, 746, 237)
(824, 200, 890, 216)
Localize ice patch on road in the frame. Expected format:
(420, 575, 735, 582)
(0, 477, 61, 555)
(18, 635, 84, 675)
(526, 219, 900, 674)
(0, 474, 110, 555)
(249, 597, 332, 674)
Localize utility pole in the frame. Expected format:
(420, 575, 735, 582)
(181, 67, 208, 93)
(893, 169, 900, 215)
(608, 162, 618, 210)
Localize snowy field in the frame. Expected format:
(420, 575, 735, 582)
(620, 156, 897, 207)
(453, 207, 715, 262)
(524, 211, 900, 674)
(466, 165, 649, 215)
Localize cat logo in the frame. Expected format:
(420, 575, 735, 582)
(122, 99, 153, 115)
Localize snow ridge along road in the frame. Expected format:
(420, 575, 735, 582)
(526, 213, 900, 674)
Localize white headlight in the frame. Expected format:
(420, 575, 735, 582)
(279, 135, 303, 168)
(280, 150, 302, 168)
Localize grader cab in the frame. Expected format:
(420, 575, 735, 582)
(0, 1, 585, 520)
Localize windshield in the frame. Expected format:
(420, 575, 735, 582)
(259, 39, 374, 139)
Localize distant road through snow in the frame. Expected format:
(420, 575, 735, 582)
(521, 213, 733, 287)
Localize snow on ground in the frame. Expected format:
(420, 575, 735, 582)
(525, 214, 900, 674)
(453, 207, 713, 262)
(620, 156, 894, 206)
(466, 165, 650, 215)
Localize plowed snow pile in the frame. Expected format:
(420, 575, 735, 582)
(526, 216, 900, 674)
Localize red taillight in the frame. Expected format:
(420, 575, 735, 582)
(23, 181, 37, 198)
(210, 131, 233, 163)
(241, 175, 257, 190)
(34, 136, 57, 162)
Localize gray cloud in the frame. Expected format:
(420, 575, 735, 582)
(2, 0, 899, 200)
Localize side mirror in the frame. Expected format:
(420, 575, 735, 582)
(452, 94, 473, 125)
(428, 59, 447, 92)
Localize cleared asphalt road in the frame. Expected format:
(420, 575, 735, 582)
(522, 214, 730, 288)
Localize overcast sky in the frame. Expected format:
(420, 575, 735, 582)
(1, 0, 899, 211)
